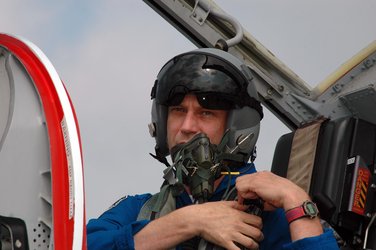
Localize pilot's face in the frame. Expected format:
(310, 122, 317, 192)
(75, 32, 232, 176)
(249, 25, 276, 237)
(166, 94, 228, 151)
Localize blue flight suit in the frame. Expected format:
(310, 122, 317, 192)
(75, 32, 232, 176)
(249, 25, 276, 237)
(87, 164, 339, 249)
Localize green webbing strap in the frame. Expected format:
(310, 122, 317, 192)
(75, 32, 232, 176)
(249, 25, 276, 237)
(176, 162, 184, 186)
(136, 193, 160, 221)
(155, 186, 176, 218)
(137, 184, 177, 221)
(151, 184, 170, 213)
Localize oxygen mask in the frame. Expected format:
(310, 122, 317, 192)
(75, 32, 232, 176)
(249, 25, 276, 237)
(170, 133, 221, 203)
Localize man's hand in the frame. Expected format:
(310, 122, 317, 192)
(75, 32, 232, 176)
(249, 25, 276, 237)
(135, 200, 263, 250)
(235, 171, 323, 241)
(190, 200, 264, 250)
(236, 171, 309, 211)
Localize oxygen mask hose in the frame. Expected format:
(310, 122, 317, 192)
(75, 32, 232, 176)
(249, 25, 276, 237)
(171, 133, 220, 203)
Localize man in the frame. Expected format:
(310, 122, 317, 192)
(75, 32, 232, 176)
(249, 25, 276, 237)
(87, 48, 339, 249)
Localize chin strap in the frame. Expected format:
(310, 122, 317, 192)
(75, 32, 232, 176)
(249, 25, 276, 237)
(149, 150, 170, 167)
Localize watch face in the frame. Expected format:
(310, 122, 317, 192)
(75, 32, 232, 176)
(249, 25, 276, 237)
(303, 201, 319, 217)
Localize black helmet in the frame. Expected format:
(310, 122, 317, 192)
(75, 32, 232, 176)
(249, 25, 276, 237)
(149, 48, 263, 163)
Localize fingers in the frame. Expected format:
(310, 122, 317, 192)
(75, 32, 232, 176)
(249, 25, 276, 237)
(225, 201, 263, 229)
(220, 227, 262, 250)
(236, 171, 299, 209)
(242, 213, 263, 229)
(225, 204, 264, 248)
(234, 233, 261, 250)
(197, 201, 263, 249)
(237, 220, 264, 241)
(225, 228, 262, 250)
(225, 240, 259, 250)
(237, 195, 244, 206)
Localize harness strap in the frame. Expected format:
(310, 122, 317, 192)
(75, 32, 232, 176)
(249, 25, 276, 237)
(137, 185, 177, 221)
(137, 193, 160, 221)
(151, 185, 170, 214)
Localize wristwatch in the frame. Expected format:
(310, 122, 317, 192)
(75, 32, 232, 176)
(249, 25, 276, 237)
(285, 200, 319, 224)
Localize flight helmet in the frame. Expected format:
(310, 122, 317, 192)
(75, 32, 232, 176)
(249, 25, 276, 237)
(149, 48, 263, 164)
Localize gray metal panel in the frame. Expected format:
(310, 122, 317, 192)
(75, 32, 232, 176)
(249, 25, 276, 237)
(317, 49, 376, 123)
(143, 0, 376, 130)
(341, 88, 376, 124)
(0, 49, 52, 249)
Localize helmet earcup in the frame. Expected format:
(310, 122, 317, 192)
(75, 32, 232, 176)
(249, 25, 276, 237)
(151, 100, 169, 156)
(226, 107, 260, 159)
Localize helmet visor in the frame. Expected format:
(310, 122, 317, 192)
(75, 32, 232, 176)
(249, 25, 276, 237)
(153, 54, 248, 110)
(166, 89, 238, 110)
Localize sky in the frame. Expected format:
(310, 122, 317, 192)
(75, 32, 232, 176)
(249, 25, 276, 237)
(1, 0, 375, 220)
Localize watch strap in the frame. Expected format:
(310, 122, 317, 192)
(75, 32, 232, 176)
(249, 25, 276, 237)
(285, 206, 306, 224)
(285, 200, 318, 224)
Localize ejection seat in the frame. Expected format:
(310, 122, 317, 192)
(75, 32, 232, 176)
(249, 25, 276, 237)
(271, 117, 376, 249)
